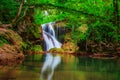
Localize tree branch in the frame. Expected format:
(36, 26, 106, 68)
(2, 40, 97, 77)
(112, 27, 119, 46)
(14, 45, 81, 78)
(12, 1, 24, 24)
(0, 1, 24, 28)
(16, 6, 28, 23)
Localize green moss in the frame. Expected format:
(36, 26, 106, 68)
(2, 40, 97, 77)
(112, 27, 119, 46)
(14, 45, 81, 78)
(49, 48, 64, 53)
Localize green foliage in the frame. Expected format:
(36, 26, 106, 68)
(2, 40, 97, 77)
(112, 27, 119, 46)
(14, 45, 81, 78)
(21, 42, 28, 50)
(30, 45, 42, 51)
(22, 42, 43, 52)
(0, 0, 19, 23)
(20, 24, 41, 50)
(34, 8, 68, 24)
(26, 25, 41, 38)
(32, 0, 117, 45)
(88, 18, 120, 42)
(0, 36, 10, 47)
(71, 26, 88, 43)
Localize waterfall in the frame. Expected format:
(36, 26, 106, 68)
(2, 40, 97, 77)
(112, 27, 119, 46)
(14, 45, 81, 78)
(40, 22, 61, 80)
(42, 22, 62, 51)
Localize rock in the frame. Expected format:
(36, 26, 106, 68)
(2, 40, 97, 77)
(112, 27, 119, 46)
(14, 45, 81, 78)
(0, 28, 24, 65)
(0, 44, 24, 65)
(62, 32, 79, 53)
(62, 42, 79, 53)
(0, 29, 23, 48)
(49, 48, 64, 53)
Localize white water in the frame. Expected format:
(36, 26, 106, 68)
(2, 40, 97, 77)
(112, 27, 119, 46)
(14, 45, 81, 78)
(40, 22, 62, 80)
(42, 22, 62, 51)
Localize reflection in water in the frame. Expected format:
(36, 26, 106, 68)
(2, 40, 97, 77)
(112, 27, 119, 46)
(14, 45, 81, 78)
(41, 22, 62, 80)
(40, 53, 61, 80)
(0, 54, 120, 80)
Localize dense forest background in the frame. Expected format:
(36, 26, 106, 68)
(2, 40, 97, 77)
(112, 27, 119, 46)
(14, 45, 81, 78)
(0, 0, 120, 55)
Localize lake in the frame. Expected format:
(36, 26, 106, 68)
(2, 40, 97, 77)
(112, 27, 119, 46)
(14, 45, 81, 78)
(0, 53, 120, 80)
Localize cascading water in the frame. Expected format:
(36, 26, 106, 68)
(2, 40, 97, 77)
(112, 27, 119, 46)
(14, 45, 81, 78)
(42, 22, 62, 51)
(40, 22, 61, 80)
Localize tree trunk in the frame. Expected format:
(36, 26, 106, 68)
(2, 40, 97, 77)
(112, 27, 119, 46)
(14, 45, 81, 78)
(113, 0, 119, 27)
(113, 0, 119, 42)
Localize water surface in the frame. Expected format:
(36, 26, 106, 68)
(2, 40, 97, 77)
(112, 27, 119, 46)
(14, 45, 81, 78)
(0, 54, 120, 80)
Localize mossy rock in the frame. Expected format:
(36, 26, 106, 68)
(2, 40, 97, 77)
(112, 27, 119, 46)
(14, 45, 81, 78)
(62, 32, 79, 53)
(0, 28, 23, 48)
(0, 28, 23, 54)
(0, 44, 24, 65)
(62, 42, 79, 53)
(0, 28, 24, 65)
(49, 48, 64, 53)
(30, 45, 43, 52)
